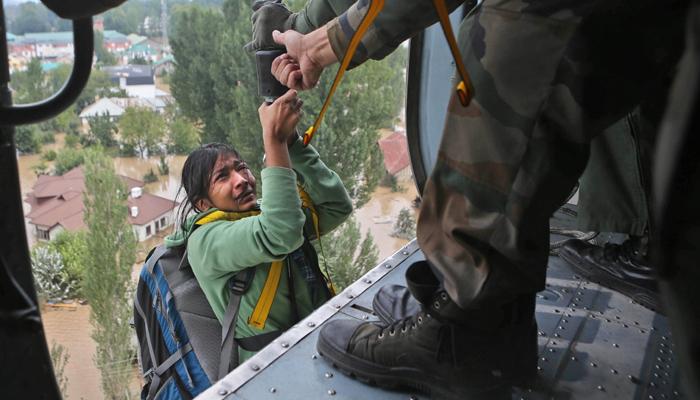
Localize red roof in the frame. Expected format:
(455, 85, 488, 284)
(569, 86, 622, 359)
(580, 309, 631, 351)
(378, 132, 411, 175)
(25, 166, 175, 234)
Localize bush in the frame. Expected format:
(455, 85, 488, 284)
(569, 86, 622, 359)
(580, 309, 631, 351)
(158, 155, 170, 175)
(15, 125, 41, 154)
(37, 130, 55, 144)
(42, 149, 57, 161)
(64, 133, 79, 148)
(143, 168, 158, 183)
(392, 208, 416, 240)
(31, 245, 80, 301)
(54, 148, 85, 175)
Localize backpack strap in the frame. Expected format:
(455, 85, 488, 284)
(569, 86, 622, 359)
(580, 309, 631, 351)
(135, 245, 170, 379)
(218, 268, 255, 379)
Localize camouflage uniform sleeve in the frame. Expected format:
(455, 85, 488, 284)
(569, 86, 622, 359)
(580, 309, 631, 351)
(292, 0, 356, 33)
(326, 0, 464, 68)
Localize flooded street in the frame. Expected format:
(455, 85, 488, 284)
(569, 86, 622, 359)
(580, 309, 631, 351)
(20, 139, 417, 399)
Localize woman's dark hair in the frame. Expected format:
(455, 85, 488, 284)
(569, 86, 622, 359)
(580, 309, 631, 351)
(174, 143, 242, 234)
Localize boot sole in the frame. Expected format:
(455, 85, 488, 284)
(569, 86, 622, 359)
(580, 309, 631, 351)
(317, 330, 511, 400)
(559, 248, 663, 314)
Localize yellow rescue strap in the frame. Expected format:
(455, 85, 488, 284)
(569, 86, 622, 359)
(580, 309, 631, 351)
(194, 185, 331, 330)
(303, 0, 385, 146)
(431, 0, 474, 106)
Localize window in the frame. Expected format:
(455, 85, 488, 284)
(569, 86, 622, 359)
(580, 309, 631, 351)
(160, 217, 166, 227)
(146, 225, 152, 236)
(37, 228, 50, 241)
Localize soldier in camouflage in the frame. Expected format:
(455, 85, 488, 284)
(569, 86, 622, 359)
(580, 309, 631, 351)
(249, 0, 687, 397)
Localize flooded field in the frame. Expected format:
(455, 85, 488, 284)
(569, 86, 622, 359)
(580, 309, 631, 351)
(19, 135, 418, 399)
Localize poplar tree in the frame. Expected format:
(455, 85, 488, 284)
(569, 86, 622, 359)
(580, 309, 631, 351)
(82, 149, 136, 399)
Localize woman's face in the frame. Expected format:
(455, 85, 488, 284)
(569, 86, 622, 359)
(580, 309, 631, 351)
(197, 154, 257, 212)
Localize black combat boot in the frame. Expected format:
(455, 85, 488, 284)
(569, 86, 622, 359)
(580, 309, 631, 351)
(317, 261, 537, 399)
(559, 236, 661, 312)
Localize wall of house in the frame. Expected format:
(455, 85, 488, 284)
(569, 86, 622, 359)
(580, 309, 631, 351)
(131, 211, 174, 242)
(125, 85, 156, 99)
(48, 225, 65, 242)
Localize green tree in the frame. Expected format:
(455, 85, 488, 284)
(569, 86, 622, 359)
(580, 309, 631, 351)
(53, 105, 80, 135)
(94, 30, 118, 66)
(168, 115, 201, 154)
(54, 148, 85, 175)
(31, 161, 49, 177)
(12, 58, 50, 103)
(392, 207, 416, 240)
(15, 125, 41, 154)
(82, 149, 136, 399)
(8, 2, 70, 34)
(319, 217, 379, 291)
(118, 107, 166, 157)
(88, 113, 118, 147)
(50, 231, 89, 295)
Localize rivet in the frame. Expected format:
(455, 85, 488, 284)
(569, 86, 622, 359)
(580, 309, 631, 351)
(629, 375, 640, 384)
(548, 348, 556, 353)
(662, 336, 668, 341)
(537, 366, 543, 371)
(552, 341, 557, 345)
(640, 329, 646, 334)
(616, 316, 621, 320)
(328, 389, 336, 396)
(650, 382, 657, 388)
(634, 321, 640, 325)
(558, 326, 565, 330)
(538, 331, 546, 337)
(584, 306, 589, 311)
(597, 385, 605, 391)
(385, 264, 392, 269)
(409, 396, 418, 400)
(562, 288, 569, 293)
(325, 372, 334, 378)
(312, 354, 318, 359)
(281, 342, 289, 348)
(362, 315, 369, 320)
(624, 324, 629, 328)
(611, 369, 618, 374)
(218, 389, 228, 396)
(606, 319, 612, 323)
(554, 333, 561, 338)
(541, 357, 548, 362)
(574, 297, 581, 302)
(555, 309, 560, 313)
(307, 321, 316, 328)
(402, 251, 409, 255)
(270, 387, 277, 393)
(613, 343, 620, 348)
(251, 364, 260, 371)
(347, 293, 354, 299)
(362, 278, 372, 284)
(571, 356, 577, 361)
(577, 291, 583, 296)
(334, 304, 341, 309)
(662, 380, 668, 386)
(650, 395, 656, 400)
(590, 362, 597, 367)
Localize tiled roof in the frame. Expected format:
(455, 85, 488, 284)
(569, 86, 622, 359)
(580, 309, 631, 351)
(25, 167, 172, 234)
(378, 132, 411, 175)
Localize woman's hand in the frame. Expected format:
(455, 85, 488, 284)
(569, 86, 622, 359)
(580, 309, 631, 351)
(258, 88, 303, 145)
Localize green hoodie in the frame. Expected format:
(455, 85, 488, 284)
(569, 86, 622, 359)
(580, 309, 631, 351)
(166, 138, 352, 362)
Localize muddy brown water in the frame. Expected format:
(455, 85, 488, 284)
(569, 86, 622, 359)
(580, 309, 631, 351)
(18, 136, 417, 398)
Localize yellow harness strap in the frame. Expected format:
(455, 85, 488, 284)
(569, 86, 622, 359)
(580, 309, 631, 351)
(303, 0, 385, 146)
(194, 186, 328, 330)
(431, 0, 474, 106)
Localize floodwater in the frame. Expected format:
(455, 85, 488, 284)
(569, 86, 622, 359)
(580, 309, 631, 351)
(18, 136, 418, 399)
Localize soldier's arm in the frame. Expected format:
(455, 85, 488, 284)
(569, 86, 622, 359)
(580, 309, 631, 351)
(327, 0, 464, 68)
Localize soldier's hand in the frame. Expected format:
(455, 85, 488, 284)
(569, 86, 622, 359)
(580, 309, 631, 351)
(245, 1, 297, 52)
(272, 29, 328, 91)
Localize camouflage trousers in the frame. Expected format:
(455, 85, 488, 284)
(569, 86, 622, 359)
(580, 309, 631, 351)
(417, 0, 686, 309)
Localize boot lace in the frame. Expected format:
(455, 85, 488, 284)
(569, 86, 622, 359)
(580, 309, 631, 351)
(376, 312, 424, 339)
